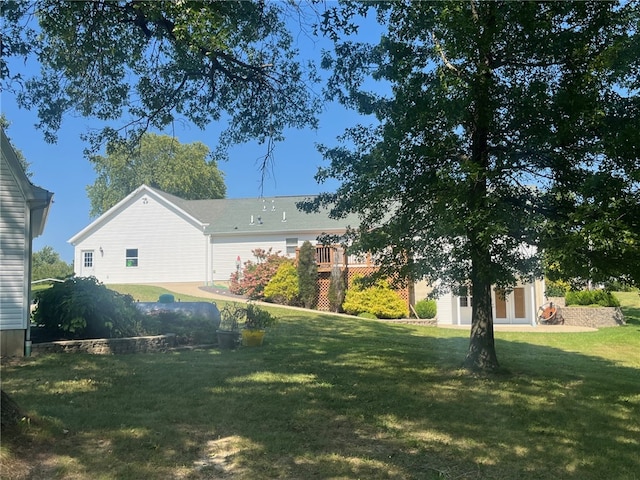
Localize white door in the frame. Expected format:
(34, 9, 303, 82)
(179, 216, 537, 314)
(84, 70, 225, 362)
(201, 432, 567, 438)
(80, 250, 95, 277)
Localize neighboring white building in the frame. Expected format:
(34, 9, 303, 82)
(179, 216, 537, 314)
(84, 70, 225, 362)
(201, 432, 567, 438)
(435, 280, 546, 326)
(68, 184, 355, 285)
(1, 129, 54, 356)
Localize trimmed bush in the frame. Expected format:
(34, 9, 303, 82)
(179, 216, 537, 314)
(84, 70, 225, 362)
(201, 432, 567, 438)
(264, 261, 299, 305)
(342, 279, 408, 319)
(415, 299, 437, 319)
(565, 289, 621, 307)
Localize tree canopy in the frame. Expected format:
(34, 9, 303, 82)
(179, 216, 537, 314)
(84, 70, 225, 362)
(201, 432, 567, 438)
(32, 246, 74, 281)
(1, 0, 320, 161)
(305, 1, 640, 370)
(87, 133, 226, 216)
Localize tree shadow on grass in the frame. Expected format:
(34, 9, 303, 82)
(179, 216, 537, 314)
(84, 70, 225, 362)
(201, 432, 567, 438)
(2, 315, 639, 480)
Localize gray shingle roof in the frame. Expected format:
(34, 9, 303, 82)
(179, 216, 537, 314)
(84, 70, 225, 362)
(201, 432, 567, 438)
(150, 188, 358, 235)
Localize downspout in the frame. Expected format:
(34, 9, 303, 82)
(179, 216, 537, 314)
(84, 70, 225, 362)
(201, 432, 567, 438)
(25, 192, 54, 357)
(25, 218, 34, 357)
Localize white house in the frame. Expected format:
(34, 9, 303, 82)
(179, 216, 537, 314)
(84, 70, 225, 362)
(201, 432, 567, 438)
(68, 184, 356, 285)
(1, 129, 54, 356)
(68, 184, 547, 323)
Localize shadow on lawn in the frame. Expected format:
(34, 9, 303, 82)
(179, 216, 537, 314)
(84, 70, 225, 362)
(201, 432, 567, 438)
(3, 316, 639, 480)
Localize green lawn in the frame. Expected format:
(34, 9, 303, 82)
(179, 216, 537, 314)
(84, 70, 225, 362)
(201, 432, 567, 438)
(2, 292, 639, 479)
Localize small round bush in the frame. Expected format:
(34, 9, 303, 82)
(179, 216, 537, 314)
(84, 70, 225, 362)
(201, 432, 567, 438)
(264, 261, 299, 305)
(415, 299, 437, 319)
(342, 278, 408, 319)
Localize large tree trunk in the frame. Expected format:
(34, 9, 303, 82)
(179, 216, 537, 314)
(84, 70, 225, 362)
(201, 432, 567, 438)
(462, 2, 499, 372)
(463, 274, 499, 371)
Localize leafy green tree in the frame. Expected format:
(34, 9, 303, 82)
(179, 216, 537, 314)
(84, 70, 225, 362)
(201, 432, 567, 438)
(1, 0, 319, 161)
(32, 246, 74, 281)
(306, 1, 639, 370)
(87, 133, 226, 216)
(297, 241, 318, 309)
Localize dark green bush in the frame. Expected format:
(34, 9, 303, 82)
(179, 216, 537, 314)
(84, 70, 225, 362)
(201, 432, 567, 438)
(297, 241, 318, 309)
(140, 311, 217, 345)
(415, 299, 437, 319)
(565, 289, 620, 307)
(342, 278, 408, 319)
(34, 276, 143, 339)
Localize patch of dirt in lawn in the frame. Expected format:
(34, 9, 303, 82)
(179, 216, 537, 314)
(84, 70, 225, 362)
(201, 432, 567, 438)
(180, 435, 248, 479)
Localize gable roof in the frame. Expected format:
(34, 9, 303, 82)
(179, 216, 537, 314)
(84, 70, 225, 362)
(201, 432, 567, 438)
(69, 184, 359, 243)
(1, 129, 54, 237)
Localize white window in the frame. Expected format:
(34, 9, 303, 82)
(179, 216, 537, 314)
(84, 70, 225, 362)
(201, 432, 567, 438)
(459, 286, 472, 307)
(286, 238, 298, 256)
(125, 248, 138, 267)
(459, 296, 473, 308)
(83, 251, 93, 268)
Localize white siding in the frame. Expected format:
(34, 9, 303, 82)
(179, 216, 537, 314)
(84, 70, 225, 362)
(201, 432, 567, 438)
(73, 194, 207, 284)
(209, 233, 320, 282)
(435, 293, 455, 325)
(0, 155, 28, 330)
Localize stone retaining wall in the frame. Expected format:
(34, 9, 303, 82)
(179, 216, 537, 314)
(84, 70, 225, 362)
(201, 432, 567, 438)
(547, 297, 625, 328)
(557, 307, 625, 328)
(31, 334, 176, 356)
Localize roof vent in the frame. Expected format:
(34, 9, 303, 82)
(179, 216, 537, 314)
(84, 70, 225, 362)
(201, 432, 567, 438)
(282, 211, 287, 222)
(272, 200, 276, 211)
(250, 215, 255, 225)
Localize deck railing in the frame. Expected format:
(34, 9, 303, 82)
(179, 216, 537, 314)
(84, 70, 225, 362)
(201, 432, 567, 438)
(312, 245, 371, 271)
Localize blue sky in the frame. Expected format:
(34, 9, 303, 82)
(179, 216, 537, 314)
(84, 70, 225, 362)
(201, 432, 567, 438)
(2, 12, 378, 263)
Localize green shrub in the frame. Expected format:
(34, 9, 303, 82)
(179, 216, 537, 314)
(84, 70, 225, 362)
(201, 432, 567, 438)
(264, 262, 299, 305)
(342, 279, 408, 319)
(415, 299, 437, 319)
(34, 276, 143, 339)
(140, 311, 216, 345)
(545, 279, 569, 298)
(565, 289, 621, 307)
